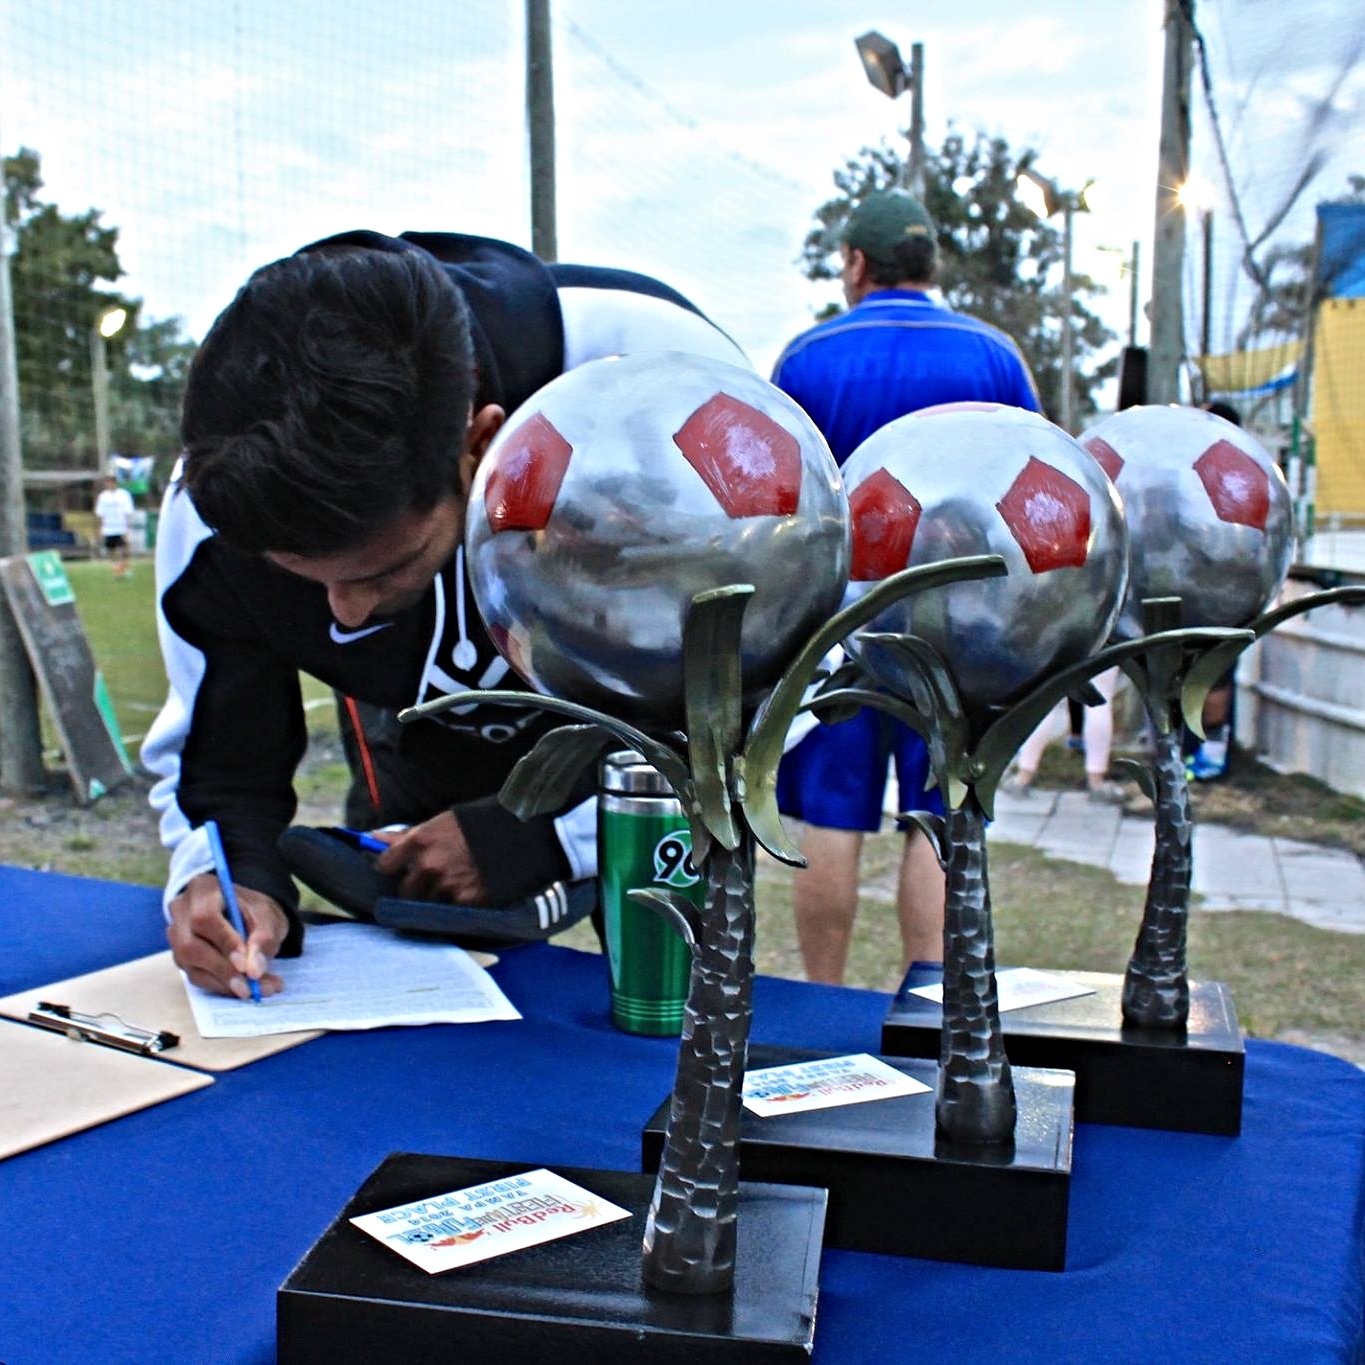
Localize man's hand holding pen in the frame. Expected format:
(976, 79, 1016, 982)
(167, 874, 288, 999)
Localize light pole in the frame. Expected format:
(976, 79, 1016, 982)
(1175, 176, 1214, 402)
(1017, 167, 1093, 433)
(1096, 240, 1143, 348)
(854, 30, 925, 198)
(1200, 208, 1212, 401)
(90, 305, 126, 472)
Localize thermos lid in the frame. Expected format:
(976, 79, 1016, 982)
(600, 749, 674, 796)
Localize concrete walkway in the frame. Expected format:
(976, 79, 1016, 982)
(989, 786, 1365, 935)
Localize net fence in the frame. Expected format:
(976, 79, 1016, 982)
(0, 0, 816, 492)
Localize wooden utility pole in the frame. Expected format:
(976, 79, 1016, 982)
(526, 0, 557, 262)
(1147, 0, 1195, 404)
(0, 216, 47, 794)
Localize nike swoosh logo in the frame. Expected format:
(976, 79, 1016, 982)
(329, 621, 395, 644)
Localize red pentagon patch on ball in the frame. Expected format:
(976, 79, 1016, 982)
(484, 411, 573, 533)
(996, 456, 1091, 573)
(1083, 435, 1125, 482)
(848, 468, 922, 581)
(672, 392, 801, 518)
(1194, 439, 1271, 530)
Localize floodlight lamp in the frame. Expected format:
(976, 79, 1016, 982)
(855, 30, 909, 100)
(97, 307, 128, 339)
(1016, 166, 1059, 220)
(1176, 174, 1214, 214)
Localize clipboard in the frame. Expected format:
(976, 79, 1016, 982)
(0, 1019, 213, 1160)
(0, 950, 323, 1072)
(0, 952, 324, 1162)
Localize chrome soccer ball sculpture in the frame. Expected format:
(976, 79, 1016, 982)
(839, 401, 1129, 714)
(1079, 404, 1293, 639)
(466, 351, 850, 730)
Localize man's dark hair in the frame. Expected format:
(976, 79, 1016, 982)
(862, 235, 938, 288)
(1203, 399, 1242, 427)
(181, 244, 475, 556)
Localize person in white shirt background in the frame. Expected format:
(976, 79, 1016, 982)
(94, 476, 136, 577)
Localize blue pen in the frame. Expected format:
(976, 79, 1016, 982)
(204, 819, 262, 1003)
(332, 825, 391, 855)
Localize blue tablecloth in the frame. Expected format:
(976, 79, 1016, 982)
(2, 864, 1363, 1364)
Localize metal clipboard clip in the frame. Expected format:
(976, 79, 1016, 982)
(27, 1001, 179, 1056)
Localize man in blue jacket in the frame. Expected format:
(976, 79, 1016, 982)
(773, 191, 1041, 984)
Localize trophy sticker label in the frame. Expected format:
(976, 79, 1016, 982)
(742, 1053, 931, 1117)
(910, 966, 1097, 1013)
(350, 1168, 631, 1274)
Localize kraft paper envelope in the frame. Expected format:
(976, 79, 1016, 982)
(0, 1018, 213, 1160)
(0, 950, 322, 1072)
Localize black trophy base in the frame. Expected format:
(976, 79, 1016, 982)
(882, 968, 1245, 1135)
(278, 1153, 826, 1365)
(642, 1046, 1074, 1271)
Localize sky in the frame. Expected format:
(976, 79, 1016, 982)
(3, 0, 1362, 388)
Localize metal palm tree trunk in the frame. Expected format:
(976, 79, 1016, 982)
(641, 832, 756, 1294)
(937, 798, 1017, 1144)
(1122, 727, 1191, 1028)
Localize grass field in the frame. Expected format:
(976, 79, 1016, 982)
(59, 559, 336, 756)
(12, 553, 1363, 1061)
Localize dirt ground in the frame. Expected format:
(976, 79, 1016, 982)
(4, 733, 1362, 1069)
(0, 732, 351, 885)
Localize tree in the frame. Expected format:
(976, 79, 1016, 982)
(3, 147, 195, 472)
(799, 129, 1117, 427)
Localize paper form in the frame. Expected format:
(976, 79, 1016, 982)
(184, 922, 521, 1037)
(909, 966, 1096, 1013)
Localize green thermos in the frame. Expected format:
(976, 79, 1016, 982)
(597, 750, 702, 1036)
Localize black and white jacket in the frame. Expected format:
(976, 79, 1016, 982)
(141, 230, 747, 936)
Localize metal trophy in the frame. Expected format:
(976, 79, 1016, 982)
(823, 404, 1174, 1168)
(1071, 405, 1365, 1126)
(876, 402, 1337, 1135)
(279, 352, 1001, 1360)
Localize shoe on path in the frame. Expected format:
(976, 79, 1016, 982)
(1187, 739, 1228, 782)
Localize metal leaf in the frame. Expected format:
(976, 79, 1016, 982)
(1113, 757, 1156, 805)
(735, 752, 806, 866)
(742, 555, 1006, 802)
(400, 687, 693, 817)
(1245, 584, 1365, 639)
(1180, 637, 1252, 738)
(629, 888, 702, 951)
(800, 658, 868, 725)
(682, 586, 751, 850)
(499, 724, 616, 819)
(858, 632, 963, 727)
(973, 628, 1250, 795)
(807, 685, 932, 742)
(900, 811, 947, 869)
(844, 638, 965, 811)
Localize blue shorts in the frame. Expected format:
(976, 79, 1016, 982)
(776, 708, 943, 832)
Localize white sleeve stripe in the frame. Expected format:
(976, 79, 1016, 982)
(139, 480, 216, 906)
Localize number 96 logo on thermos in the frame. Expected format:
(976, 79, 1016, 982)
(652, 831, 699, 888)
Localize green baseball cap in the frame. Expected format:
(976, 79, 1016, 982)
(842, 192, 936, 261)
